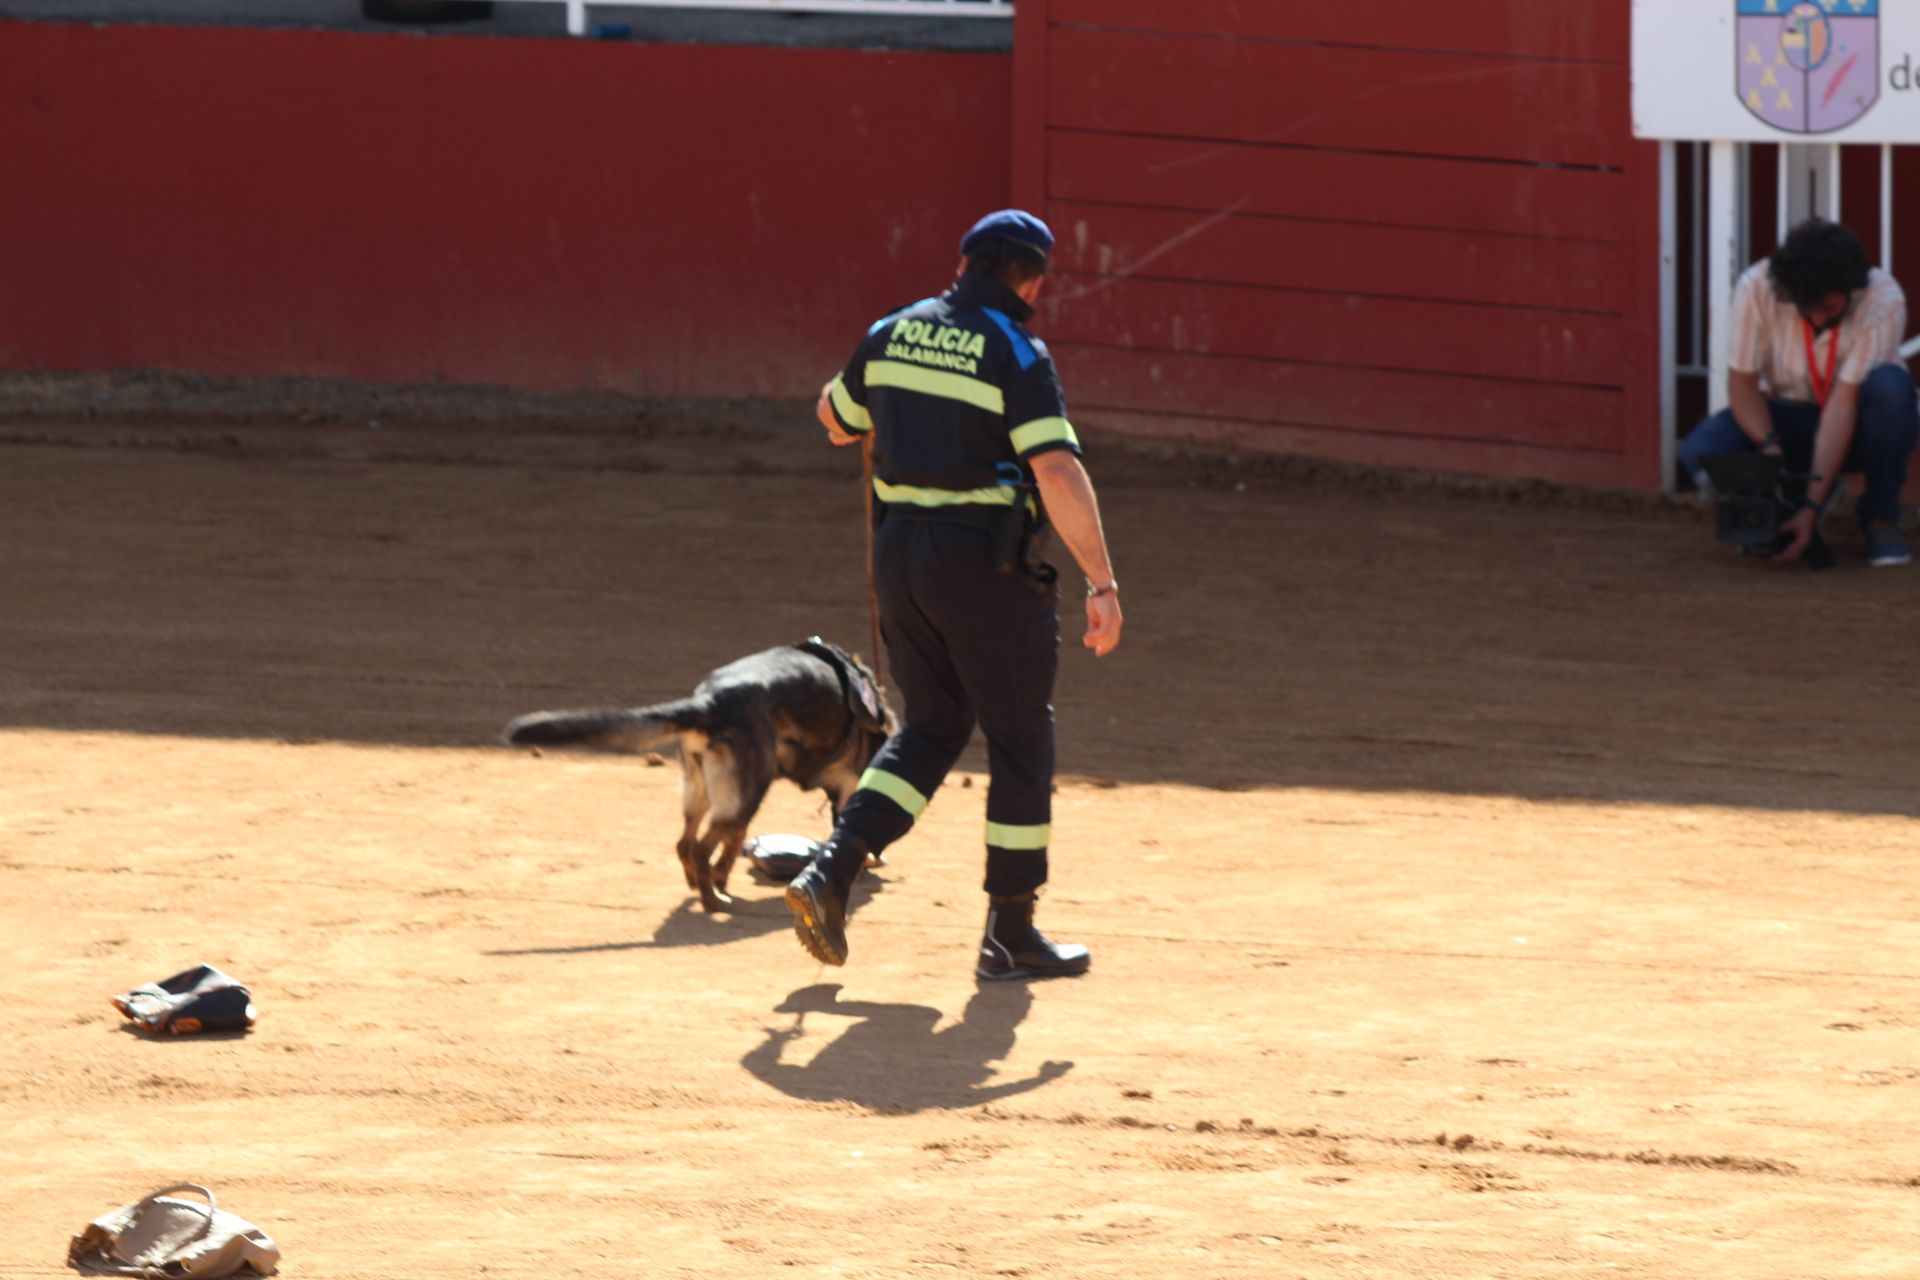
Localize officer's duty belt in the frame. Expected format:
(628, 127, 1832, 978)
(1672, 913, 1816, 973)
(877, 501, 1006, 530)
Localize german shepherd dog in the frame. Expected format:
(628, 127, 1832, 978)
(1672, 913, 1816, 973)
(503, 638, 894, 914)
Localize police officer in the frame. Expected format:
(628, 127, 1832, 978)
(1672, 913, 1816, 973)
(785, 208, 1123, 980)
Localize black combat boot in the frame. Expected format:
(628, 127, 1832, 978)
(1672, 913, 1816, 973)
(784, 833, 869, 966)
(976, 892, 1091, 981)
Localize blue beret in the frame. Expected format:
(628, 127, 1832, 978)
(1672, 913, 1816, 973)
(959, 209, 1054, 258)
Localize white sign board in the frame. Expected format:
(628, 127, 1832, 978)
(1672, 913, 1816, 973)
(1634, 0, 1920, 141)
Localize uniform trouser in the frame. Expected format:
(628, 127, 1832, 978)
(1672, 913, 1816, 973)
(1678, 363, 1920, 523)
(833, 515, 1060, 896)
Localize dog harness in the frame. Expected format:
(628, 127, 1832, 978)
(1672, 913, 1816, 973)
(792, 636, 887, 753)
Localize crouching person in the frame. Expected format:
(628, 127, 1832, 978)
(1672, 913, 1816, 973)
(1680, 218, 1920, 567)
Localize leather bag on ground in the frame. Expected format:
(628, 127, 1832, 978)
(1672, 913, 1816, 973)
(68, 1184, 280, 1277)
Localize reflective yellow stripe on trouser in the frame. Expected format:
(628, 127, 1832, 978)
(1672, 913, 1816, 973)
(855, 767, 929, 819)
(985, 821, 1051, 850)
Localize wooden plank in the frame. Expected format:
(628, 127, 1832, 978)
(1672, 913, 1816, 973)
(1047, 0, 1629, 63)
(1054, 343, 1625, 452)
(1079, 408, 1632, 489)
(1897, 144, 1920, 288)
(1048, 132, 1628, 242)
(1046, 200, 1625, 314)
(1621, 137, 1665, 491)
(1048, 27, 1629, 168)
(1840, 143, 1885, 274)
(1041, 275, 1629, 387)
(0, 21, 1012, 398)
(1011, 0, 1048, 210)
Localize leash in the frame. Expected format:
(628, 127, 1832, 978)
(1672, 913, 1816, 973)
(861, 435, 886, 695)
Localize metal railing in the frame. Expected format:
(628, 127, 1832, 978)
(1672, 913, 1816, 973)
(524, 0, 1012, 36)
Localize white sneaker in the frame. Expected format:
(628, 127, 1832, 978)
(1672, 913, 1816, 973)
(1865, 520, 1912, 568)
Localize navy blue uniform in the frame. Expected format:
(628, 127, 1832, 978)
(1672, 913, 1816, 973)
(823, 272, 1081, 895)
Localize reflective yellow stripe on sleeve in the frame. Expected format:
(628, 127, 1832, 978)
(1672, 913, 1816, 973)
(829, 375, 872, 433)
(985, 821, 1051, 850)
(867, 360, 1006, 414)
(856, 767, 930, 819)
(1009, 416, 1078, 455)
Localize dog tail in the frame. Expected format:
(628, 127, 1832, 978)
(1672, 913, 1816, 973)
(502, 700, 708, 753)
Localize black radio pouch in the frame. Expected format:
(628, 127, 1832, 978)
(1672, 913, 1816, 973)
(995, 487, 1059, 596)
(991, 482, 1034, 574)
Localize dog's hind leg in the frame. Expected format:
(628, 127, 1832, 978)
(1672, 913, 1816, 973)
(696, 746, 774, 912)
(675, 747, 711, 893)
(697, 819, 751, 913)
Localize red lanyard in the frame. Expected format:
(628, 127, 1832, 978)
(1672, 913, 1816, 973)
(1803, 318, 1839, 408)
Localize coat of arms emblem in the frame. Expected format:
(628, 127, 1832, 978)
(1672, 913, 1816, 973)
(1736, 0, 1880, 134)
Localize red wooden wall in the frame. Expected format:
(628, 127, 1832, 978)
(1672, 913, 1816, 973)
(0, 20, 1009, 399)
(1014, 0, 1666, 489)
(1, 11, 1677, 491)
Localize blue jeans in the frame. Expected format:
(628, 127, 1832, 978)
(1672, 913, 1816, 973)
(1679, 363, 1920, 523)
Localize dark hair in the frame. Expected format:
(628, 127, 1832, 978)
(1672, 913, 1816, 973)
(1768, 218, 1871, 311)
(964, 236, 1049, 286)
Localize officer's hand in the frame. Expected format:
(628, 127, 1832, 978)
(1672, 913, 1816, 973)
(1772, 507, 1817, 564)
(1084, 591, 1123, 657)
(816, 382, 861, 447)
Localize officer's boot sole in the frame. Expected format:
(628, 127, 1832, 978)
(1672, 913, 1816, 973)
(784, 869, 848, 967)
(975, 950, 1091, 982)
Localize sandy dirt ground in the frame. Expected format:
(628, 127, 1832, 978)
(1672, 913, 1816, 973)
(3, 394, 1920, 1279)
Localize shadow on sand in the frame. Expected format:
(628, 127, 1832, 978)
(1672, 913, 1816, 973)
(483, 871, 884, 957)
(741, 980, 1071, 1113)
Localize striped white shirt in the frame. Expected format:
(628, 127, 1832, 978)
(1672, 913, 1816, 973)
(1727, 262, 1906, 403)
